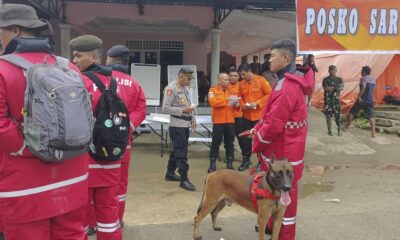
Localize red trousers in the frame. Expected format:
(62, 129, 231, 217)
(86, 186, 122, 240)
(263, 159, 304, 240)
(269, 181, 299, 240)
(118, 148, 131, 221)
(3, 206, 86, 240)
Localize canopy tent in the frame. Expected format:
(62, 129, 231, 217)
(302, 54, 400, 113)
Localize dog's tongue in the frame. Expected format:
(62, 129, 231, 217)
(280, 191, 291, 206)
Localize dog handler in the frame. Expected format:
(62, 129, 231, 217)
(251, 39, 315, 240)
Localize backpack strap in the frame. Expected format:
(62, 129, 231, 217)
(109, 77, 118, 94)
(0, 54, 34, 70)
(84, 71, 106, 92)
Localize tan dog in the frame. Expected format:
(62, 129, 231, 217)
(193, 158, 293, 240)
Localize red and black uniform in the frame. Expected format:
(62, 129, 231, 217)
(0, 38, 88, 240)
(83, 64, 122, 240)
(110, 63, 146, 222)
(252, 63, 314, 240)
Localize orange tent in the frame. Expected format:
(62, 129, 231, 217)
(299, 54, 400, 113)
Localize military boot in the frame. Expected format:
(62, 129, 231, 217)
(208, 157, 217, 173)
(226, 156, 234, 170)
(337, 127, 342, 136)
(238, 155, 250, 171)
(180, 174, 196, 191)
(326, 118, 333, 136)
(165, 171, 181, 182)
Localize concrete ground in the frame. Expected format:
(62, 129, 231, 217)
(94, 107, 400, 240)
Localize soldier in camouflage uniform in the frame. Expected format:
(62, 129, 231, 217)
(323, 65, 344, 136)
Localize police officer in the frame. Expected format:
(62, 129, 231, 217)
(208, 73, 236, 172)
(322, 65, 344, 136)
(162, 68, 197, 191)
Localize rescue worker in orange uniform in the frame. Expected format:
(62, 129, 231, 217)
(237, 63, 272, 171)
(228, 68, 245, 158)
(207, 73, 237, 172)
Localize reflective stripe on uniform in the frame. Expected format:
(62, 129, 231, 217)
(97, 220, 120, 233)
(257, 132, 271, 144)
(89, 164, 121, 169)
(282, 216, 296, 225)
(118, 194, 127, 202)
(285, 120, 308, 129)
(291, 160, 303, 166)
(0, 173, 88, 198)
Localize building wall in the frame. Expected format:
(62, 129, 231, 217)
(63, 2, 213, 72)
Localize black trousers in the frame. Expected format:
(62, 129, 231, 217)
(209, 123, 235, 161)
(234, 117, 245, 154)
(167, 126, 189, 180)
(242, 119, 258, 157)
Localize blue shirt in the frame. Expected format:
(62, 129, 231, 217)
(361, 76, 375, 104)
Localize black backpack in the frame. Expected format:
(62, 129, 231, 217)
(84, 71, 130, 161)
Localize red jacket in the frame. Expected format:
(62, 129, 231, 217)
(83, 65, 122, 187)
(111, 68, 146, 162)
(252, 65, 314, 172)
(0, 38, 88, 223)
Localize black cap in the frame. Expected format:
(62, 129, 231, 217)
(107, 45, 130, 59)
(178, 67, 194, 74)
(329, 65, 336, 70)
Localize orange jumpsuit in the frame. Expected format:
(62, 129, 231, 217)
(208, 85, 236, 165)
(238, 74, 272, 164)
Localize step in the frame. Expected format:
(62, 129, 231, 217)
(375, 105, 400, 111)
(375, 118, 400, 127)
(375, 111, 400, 121)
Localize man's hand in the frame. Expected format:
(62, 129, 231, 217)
(183, 106, 194, 113)
(249, 102, 258, 109)
(191, 121, 197, 132)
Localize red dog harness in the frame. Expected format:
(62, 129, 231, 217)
(250, 172, 280, 213)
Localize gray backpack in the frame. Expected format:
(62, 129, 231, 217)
(0, 54, 94, 162)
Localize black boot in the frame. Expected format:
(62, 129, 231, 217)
(226, 156, 234, 170)
(238, 156, 250, 171)
(326, 118, 333, 136)
(165, 171, 181, 181)
(255, 224, 272, 235)
(180, 177, 196, 191)
(208, 157, 217, 173)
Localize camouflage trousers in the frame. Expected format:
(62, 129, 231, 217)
(323, 96, 341, 127)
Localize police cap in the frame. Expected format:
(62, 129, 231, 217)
(69, 35, 102, 52)
(179, 68, 194, 80)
